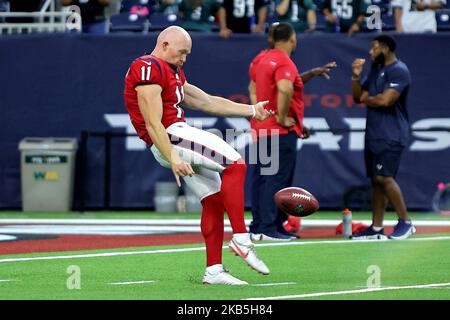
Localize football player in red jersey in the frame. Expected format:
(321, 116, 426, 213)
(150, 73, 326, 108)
(247, 22, 336, 241)
(124, 26, 273, 285)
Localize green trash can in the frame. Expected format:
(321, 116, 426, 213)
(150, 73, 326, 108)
(18, 137, 78, 212)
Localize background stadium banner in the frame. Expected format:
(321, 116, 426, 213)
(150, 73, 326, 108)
(1, 33, 449, 210)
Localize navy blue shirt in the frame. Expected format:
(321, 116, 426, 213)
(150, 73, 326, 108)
(362, 60, 412, 146)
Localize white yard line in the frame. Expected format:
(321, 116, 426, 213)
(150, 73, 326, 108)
(0, 246, 206, 263)
(252, 282, 296, 287)
(109, 280, 158, 285)
(0, 235, 449, 263)
(0, 279, 16, 282)
(244, 282, 450, 300)
(0, 235, 16, 241)
(0, 225, 218, 235)
(0, 218, 449, 227)
(0, 219, 448, 235)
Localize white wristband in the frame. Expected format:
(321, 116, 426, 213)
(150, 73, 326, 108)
(250, 105, 256, 118)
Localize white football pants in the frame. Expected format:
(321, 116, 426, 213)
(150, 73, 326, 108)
(151, 122, 242, 201)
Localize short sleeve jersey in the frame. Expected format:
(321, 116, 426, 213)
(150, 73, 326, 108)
(362, 60, 412, 145)
(321, 0, 370, 32)
(249, 49, 269, 82)
(391, 0, 446, 33)
(124, 55, 186, 145)
(70, 0, 106, 24)
(275, 0, 316, 32)
(252, 49, 304, 139)
(219, 0, 269, 33)
(179, 0, 221, 31)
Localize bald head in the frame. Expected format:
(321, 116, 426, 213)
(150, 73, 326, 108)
(152, 26, 192, 66)
(157, 26, 192, 47)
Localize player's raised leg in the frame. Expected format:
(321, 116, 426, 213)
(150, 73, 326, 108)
(223, 159, 270, 275)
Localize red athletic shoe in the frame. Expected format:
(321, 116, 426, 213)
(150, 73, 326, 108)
(283, 216, 301, 233)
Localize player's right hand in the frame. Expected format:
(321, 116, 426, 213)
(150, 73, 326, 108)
(276, 115, 296, 128)
(172, 162, 195, 187)
(352, 58, 366, 78)
(254, 100, 274, 121)
(170, 152, 195, 187)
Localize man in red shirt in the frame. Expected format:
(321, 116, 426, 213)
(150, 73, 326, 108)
(124, 26, 273, 285)
(248, 22, 336, 240)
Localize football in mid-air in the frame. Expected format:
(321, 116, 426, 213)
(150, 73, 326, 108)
(274, 187, 320, 217)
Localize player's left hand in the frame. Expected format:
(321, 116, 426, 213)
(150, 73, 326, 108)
(253, 100, 274, 121)
(313, 62, 337, 80)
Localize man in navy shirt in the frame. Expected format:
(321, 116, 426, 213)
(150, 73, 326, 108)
(351, 35, 415, 240)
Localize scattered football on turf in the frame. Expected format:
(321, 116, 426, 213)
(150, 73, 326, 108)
(274, 187, 320, 217)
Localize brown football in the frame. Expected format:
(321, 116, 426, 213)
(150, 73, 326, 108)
(274, 187, 320, 217)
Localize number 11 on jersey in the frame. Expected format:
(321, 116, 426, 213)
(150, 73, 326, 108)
(141, 66, 151, 81)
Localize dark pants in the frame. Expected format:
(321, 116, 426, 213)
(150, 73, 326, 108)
(249, 132, 298, 235)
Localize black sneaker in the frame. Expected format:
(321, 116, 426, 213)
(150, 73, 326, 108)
(350, 225, 388, 240)
(389, 219, 416, 240)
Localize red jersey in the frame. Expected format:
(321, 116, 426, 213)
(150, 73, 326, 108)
(251, 49, 304, 139)
(124, 55, 186, 145)
(249, 49, 268, 82)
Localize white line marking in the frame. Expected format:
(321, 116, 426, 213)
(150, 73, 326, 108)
(0, 225, 218, 235)
(252, 282, 296, 287)
(0, 235, 449, 264)
(0, 219, 209, 225)
(0, 221, 445, 236)
(110, 280, 158, 285)
(0, 219, 448, 236)
(0, 235, 17, 241)
(0, 279, 16, 283)
(0, 218, 448, 227)
(0, 247, 207, 263)
(244, 282, 450, 300)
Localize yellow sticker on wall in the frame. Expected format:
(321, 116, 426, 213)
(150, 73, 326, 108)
(45, 171, 59, 180)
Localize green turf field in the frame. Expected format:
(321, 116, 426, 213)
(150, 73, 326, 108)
(0, 235, 449, 300)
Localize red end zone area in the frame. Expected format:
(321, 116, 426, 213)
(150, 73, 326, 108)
(1, 222, 449, 255)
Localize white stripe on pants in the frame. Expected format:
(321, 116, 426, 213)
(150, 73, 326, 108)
(151, 122, 242, 201)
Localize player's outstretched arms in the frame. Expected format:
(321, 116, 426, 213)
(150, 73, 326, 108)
(301, 61, 337, 83)
(136, 85, 194, 186)
(183, 81, 273, 120)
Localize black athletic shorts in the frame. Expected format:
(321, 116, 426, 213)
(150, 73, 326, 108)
(364, 139, 405, 178)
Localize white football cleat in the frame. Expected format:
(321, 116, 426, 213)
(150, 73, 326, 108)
(202, 265, 248, 285)
(250, 233, 263, 241)
(229, 233, 270, 275)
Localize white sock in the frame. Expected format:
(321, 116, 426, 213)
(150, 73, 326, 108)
(372, 226, 383, 232)
(206, 264, 223, 274)
(233, 233, 250, 242)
